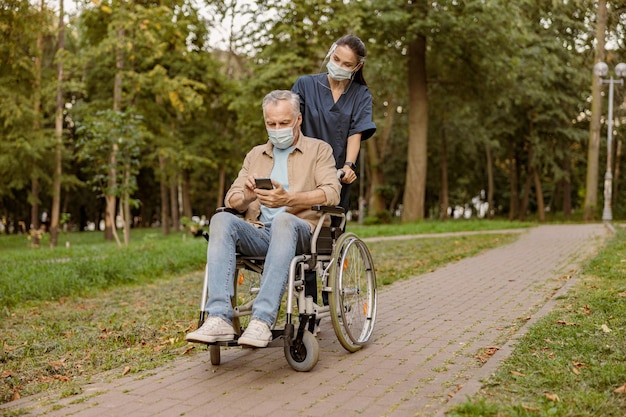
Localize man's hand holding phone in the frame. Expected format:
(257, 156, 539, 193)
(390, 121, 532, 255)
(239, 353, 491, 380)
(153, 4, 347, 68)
(253, 177, 289, 208)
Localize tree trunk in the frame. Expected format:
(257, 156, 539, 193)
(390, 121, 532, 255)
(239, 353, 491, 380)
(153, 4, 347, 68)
(519, 143, 535, 221)
(367, 138, 386, 216)
(583, 0, 607, 221)
(508, 145, 519, 220)
(401, 34, 428, 222)
(485, 141, 494, 219)
(30, 0, 45, 244)
(106, 145, 121, 247)
(217, 163, 226, 208)
(182, 169, 193, 219)
(159, 153, 170, 235)
(368, 94, 393, 216)
(49, 0, 64, 247)
(170, 174, 180, 232)
(534, 169, 545, 222)
(122, 164, 131, 246)
(439, 125, 449, 220)
(519, 168, 532, 222)
(562, 152, 572, 217)
(105, 26, 125, 246)
(30, 179, 40, 233)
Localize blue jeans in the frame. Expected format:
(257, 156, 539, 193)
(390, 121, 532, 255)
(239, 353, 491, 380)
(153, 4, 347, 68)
(205, 211, 312, 327)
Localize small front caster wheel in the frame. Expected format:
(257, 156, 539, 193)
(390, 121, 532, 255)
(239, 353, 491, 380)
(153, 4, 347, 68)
(284, 330, 319, 372)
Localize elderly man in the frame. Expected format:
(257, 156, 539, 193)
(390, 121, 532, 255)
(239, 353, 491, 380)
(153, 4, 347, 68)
(185, 90, 341, 348)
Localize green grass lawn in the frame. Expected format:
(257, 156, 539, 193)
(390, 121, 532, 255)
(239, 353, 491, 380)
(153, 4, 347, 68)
(0, 229, 208, 308)
(0, 220, 524, 405)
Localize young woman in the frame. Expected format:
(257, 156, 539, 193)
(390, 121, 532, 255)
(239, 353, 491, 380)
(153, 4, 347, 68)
(292, 34, 376, 214)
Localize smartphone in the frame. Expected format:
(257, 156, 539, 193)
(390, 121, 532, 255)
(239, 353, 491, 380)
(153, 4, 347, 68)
(255, 178, 274, 190)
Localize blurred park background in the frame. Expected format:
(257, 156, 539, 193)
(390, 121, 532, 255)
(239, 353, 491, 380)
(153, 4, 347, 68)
(1, 0, 625, 247)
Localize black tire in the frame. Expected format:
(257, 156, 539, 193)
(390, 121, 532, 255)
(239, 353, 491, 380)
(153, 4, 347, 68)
(284, 330, 319, 372)
(329, 233, 377, 352)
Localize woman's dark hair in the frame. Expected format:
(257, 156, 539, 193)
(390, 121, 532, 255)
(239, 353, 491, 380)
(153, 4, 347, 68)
(335, 34, 368, 86)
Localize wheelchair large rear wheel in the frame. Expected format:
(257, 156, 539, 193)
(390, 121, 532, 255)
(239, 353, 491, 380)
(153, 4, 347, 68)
(329, 232, 377, 352)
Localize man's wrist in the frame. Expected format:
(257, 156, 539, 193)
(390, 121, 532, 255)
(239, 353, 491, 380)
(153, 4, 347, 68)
(344, 161, 356, 170)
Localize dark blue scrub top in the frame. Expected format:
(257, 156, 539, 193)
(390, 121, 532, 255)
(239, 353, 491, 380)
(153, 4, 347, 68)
(292, 74, 376, 169)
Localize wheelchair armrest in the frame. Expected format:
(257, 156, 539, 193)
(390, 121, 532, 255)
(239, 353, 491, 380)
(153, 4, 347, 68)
(311, 205, 345, 216)
(310, 205, 346, 258)
(215, 207, 243, 215)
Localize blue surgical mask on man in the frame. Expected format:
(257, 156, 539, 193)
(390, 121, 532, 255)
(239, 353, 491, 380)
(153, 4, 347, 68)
(267, 122, 296, 149)
(326, 60, 354, 81)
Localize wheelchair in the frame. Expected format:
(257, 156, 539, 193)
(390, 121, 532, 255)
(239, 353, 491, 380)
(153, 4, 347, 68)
(195, 205, 377, 372)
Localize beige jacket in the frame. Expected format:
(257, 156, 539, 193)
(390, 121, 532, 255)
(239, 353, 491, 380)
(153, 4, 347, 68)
(224, 134, 341, 232)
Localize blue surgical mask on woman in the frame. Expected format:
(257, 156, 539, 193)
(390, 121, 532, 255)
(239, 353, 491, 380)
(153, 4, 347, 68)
(326, 60, 354, 81)
(267, 122, 296, 149)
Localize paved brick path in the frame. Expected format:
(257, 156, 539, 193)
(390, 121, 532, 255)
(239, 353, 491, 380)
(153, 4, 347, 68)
(1, 224, 607, 417)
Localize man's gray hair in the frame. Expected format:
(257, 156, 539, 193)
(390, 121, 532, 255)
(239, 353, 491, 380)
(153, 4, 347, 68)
(262, 90, 301, 117)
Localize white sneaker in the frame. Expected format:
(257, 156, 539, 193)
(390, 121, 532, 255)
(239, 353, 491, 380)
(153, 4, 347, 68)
(185, 317, 235, 343)
(238, 319, 272, 347)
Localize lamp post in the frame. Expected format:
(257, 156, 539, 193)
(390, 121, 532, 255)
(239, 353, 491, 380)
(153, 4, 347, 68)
(593, 61, 626, 225)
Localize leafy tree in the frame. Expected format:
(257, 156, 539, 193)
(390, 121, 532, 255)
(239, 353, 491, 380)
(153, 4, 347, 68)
(73, 0, 229, 236)
(0, 1, 71, 235)
(76, 109, 145, 246)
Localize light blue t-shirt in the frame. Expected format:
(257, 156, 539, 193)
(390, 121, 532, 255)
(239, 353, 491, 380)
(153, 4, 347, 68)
(259, 145, 295, 224)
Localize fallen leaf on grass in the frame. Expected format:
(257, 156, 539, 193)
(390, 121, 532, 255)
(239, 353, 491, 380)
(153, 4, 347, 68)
(511, 371, 526, 377)
(572, 367, 580, 375)
(582, 304, 591, 315)
(475, 346, 500, 364)
(49, 359, 66, 370)
(2, 370, 14, 378)
(614, 383, 626, 394)
(601, 324, 612, 333)
(572, 361, 586, 368)
(446, 385, 463, 398)
(2, 341, 28, 352)
(556, 320, 576, 326)
(545, 393, 560, 402)
(522, 405, 540, 411)
(183, 345, 195, 355)
(557, 274, 571, 282)
(122, 366, 131, 376)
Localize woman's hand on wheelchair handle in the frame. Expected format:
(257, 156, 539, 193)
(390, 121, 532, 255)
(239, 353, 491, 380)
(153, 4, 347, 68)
(340, 166, 356, 184)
